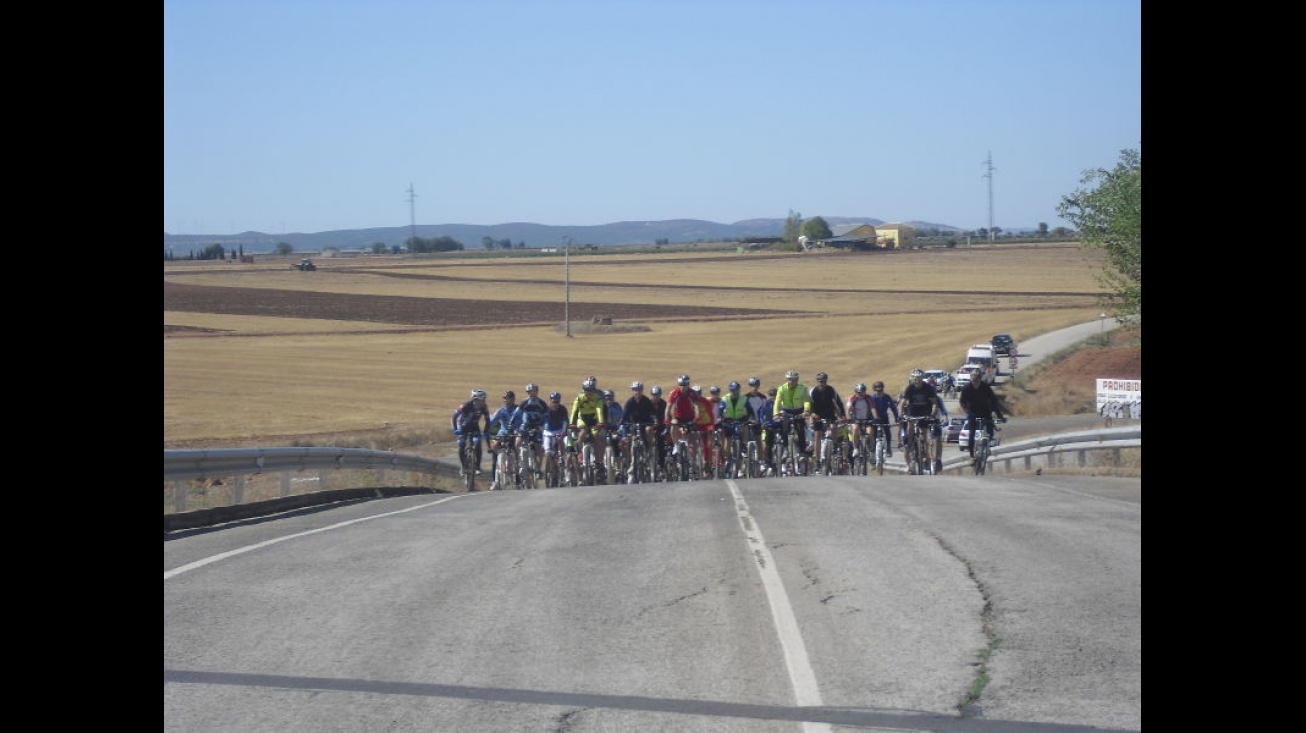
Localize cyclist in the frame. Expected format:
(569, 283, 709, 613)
(808, 372, 846, 471)
(760, 385, 780, 474)
(601, 389, 624, 478)
(706, 385, 724, 420)
(898, 369, 942, 465)
(866, 380, 900, 456)
(569, 377, 608, 482)
(648, 385, 669, 468)
(958, 372, 1007, 458)
(512, 383, 549, 455)
(542, 391, 571, 467)
(846, 383, 877, 457)
(773, 369, 812, 457)
(486, 390, 519, 489)
(718, 381, 750, 473)
(692, 385, 718, 469)
(622, 381, 658, 483)
(452, 388, 491, 478)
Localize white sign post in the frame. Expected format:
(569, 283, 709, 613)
(1096, 378, 1141, 421)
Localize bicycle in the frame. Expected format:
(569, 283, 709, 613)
(851, 419, 875, 476)
(459, 433, 481, 492)
(492, 432, 517, 491)
(668, 421, 704, 481)
(541, 430, 565, 488)
(901, 416, 935, 476)
(740, 420, 762, 478)
(870, 421, 890, 476)
(776, 412, 810, 477)
(968, 417, 1003, 475)
(517, 427, 543, 489)
(623, 423, 654, 484)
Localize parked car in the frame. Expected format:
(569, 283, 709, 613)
(958, 421, 1002, 450)
(942, 416, 966, 443)
(923, 369, 950, 387)
(955, 364, 983, 389)
(991, 333, 1016, 357)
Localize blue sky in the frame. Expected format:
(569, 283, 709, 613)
(164, 0, 1141, 235)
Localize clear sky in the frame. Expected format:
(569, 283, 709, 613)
(164, 0, 1141, 236)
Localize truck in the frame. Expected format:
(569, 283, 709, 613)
(965, 344, 997, 384)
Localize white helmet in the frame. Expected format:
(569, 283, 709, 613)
(471, 389, 487, 400)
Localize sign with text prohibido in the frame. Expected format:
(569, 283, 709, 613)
(1096, 378, 1141, 420)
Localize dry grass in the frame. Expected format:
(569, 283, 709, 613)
(165, 243, 1108, 451)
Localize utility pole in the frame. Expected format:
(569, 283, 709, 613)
(562, 236, 573, 337)
(406, 183, 418, 251)
(982, 152, 996, 243)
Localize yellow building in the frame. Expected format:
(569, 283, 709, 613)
(876, 223, 916, 249)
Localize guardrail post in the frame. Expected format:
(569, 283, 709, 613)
(173, 479, 187, 513)
(233, 475, 246, 504)
(318, 470, 330, 491)
(280, 471, 291, 497)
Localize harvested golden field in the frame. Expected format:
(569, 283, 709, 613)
(165, 243, 1109, 448)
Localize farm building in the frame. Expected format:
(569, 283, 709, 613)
(875, 223, 916, 249)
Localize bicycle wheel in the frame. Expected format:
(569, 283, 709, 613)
(463, 441, 477, 492)
(746, 441, 759, 478)
(543, 450, 559, 488)
(580, 444, 595, 486)
(973, 433, 989, 475)
(875, 435, 886, 476)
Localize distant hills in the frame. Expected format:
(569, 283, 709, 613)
(162, 216, 965, 254)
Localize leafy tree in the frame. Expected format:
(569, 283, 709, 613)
(371, 242, 387, 254)
(482, 236, 495, 250)
(801, 216, 833, 241)
(1037, 222, 1049, 237)
(1057, 147, 1141, 322)
(274, 242, 294, 255)
(783, 209, 803, 243)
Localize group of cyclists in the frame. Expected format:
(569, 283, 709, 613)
(451, 367, 1007, 488)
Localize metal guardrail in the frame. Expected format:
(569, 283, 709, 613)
(905, 425, 1142, 475)
(164, 446, 452, 482)
(164, 426, 1140, 530)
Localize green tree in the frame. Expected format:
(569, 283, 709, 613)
(783, 209, 803, 243)
(1057, 147, 1141, 322)
(801, 216, 833, 241)
(371, 242, 387, 254)
(1037, 222, 1049, 237)
(274, 242, 294, 255)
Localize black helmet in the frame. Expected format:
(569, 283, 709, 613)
(650, 385, 663, 395)
(709, 385, 721, 395)
(768, 386, 778, 396)
(728, 381, 740, 391)
(677, 374, 691, 386)
(747, 376, 760, 387)
(854, 383, 867, 394)
(816, 372, 828, 381)
(502, 390, 516, 400)
(548, 391, 562, 401)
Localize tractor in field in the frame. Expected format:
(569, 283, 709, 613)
(293, 258, 317, 271)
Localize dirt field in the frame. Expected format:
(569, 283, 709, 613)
(165, 244, 1134, 449)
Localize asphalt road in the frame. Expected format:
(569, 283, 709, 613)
(165, 472, 1140, 733)
(165, 320, 1139, 732)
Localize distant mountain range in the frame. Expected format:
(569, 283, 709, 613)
(162, 216, 967, 254)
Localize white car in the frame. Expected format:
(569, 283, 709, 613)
(954, 364, 983, 389)
(958, 421, 1002, 450)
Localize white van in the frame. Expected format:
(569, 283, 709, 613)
(965, 345, 996, 383)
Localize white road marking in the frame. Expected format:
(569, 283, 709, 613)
(726, 479, 831, 733)
(164, 495, 465, 581)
